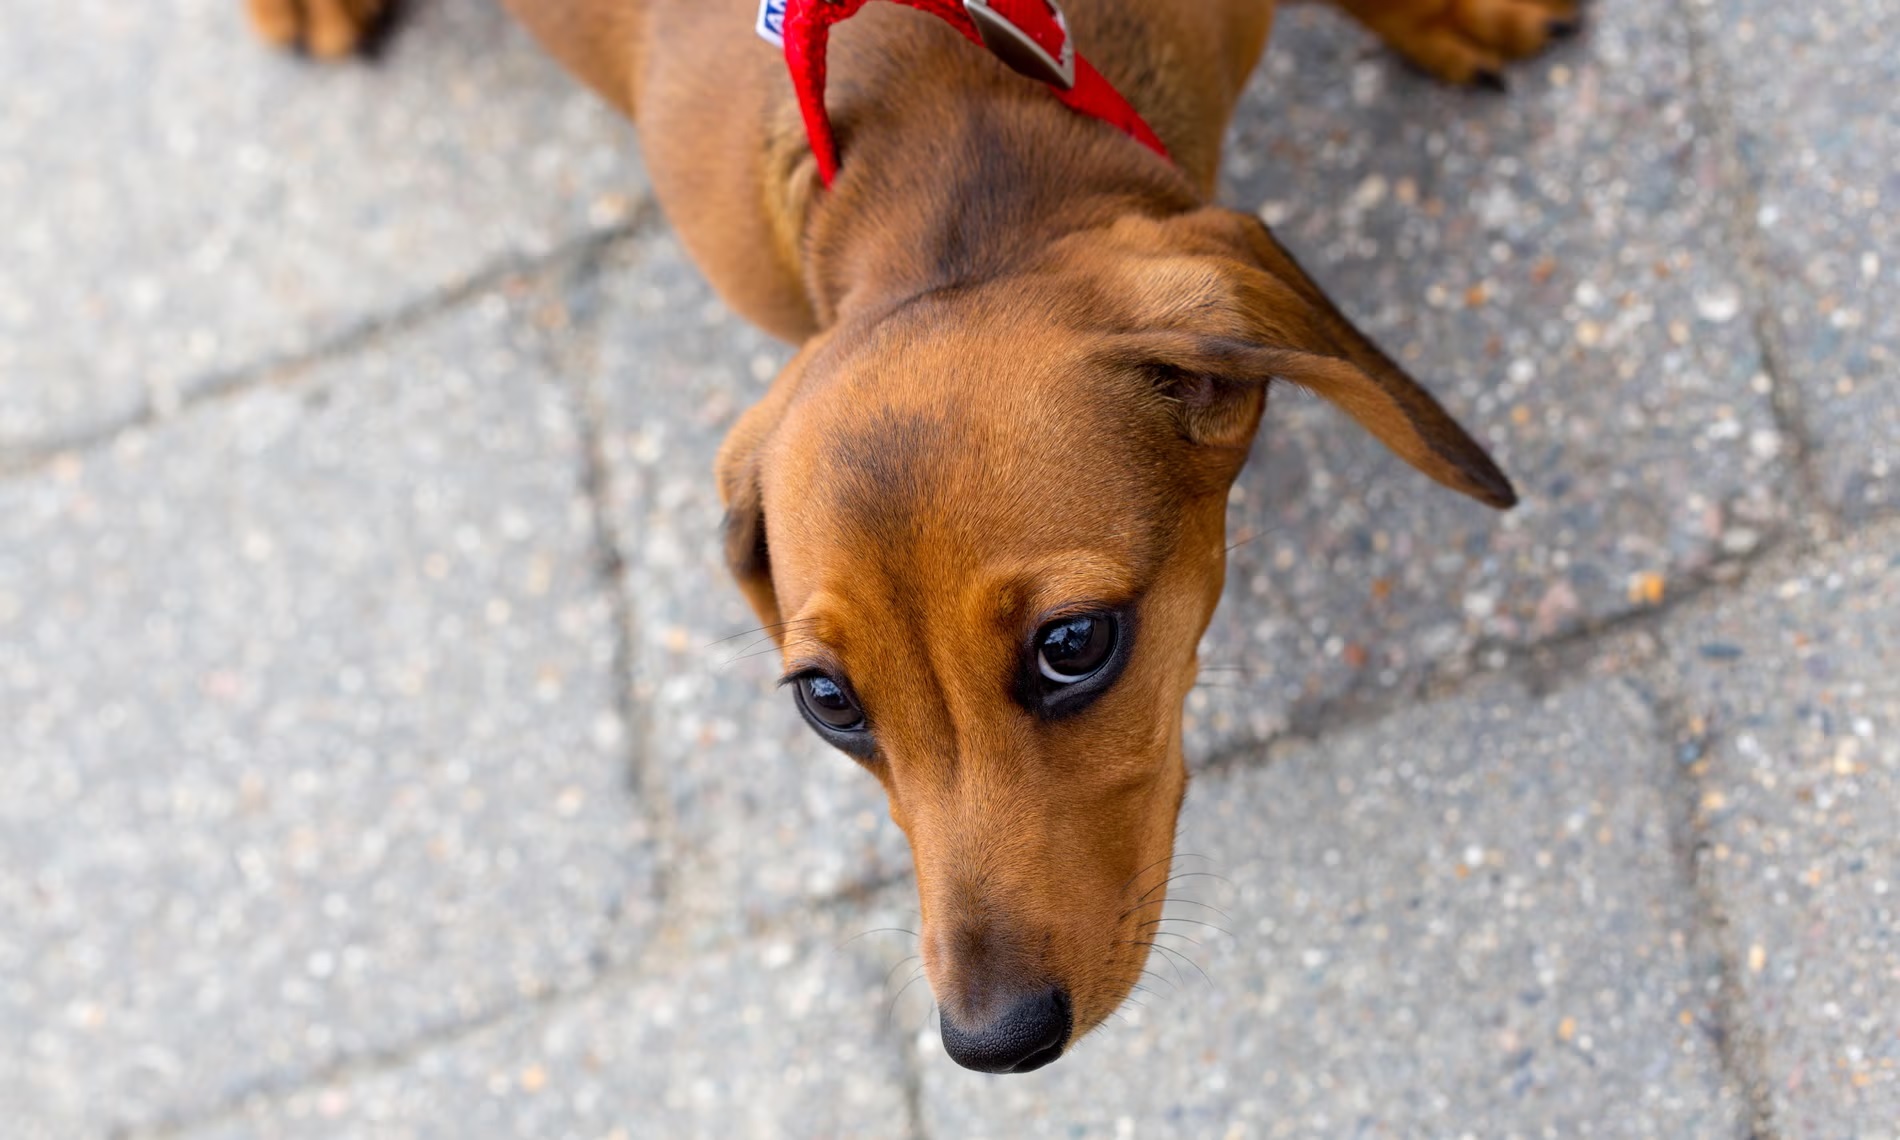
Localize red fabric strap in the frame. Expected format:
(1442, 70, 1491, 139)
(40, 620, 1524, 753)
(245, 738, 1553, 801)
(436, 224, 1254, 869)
(781, 0, 1172, 187)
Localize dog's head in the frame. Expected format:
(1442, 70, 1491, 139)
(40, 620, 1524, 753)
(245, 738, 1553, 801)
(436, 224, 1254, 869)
(716, 206, 1514, 1073)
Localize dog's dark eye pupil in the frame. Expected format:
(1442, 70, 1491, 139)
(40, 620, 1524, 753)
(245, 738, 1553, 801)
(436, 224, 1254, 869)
(799, 674, 864, 730)
(1038, 615, 1114, 682)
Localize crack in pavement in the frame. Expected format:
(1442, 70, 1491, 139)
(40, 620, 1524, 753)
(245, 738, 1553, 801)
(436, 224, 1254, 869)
(1635, 645, 1784, 1139)
(123, 867, 922, 1139)
(1194, 525, 1796, 778)
(1679, 1, 1839, 547)
(538, 230, 677, 981)
(0, 205, 660, 482)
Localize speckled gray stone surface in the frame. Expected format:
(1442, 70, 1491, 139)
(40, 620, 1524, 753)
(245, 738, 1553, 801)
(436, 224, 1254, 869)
(4, 0, 1895, 1135)
(567, 234, 915, 941)
(0, 291, 656, 1137)
(915, 680, 1744, 1138)
(1700, 2, 1899, 522)
(184, 900, 919, 1140)
(0, 0, 644, 459)
(1662, 518, 1900, 1131)
(1188, 0, 1786, 755)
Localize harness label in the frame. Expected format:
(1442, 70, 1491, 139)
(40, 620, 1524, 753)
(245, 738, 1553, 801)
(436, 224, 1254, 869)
(756, 0, 787, 46)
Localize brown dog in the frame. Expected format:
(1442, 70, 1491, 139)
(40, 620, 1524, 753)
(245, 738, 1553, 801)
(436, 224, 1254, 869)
(252, 0, 1570, 1073)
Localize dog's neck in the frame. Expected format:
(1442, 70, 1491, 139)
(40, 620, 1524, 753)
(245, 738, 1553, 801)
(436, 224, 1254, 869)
(793, 77, 1203, 329)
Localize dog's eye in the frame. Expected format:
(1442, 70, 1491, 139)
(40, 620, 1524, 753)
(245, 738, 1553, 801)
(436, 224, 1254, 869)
(1037, 615, 1116, 683)
(1019, 608, 1134, 720)
(796, 673, 866, 731)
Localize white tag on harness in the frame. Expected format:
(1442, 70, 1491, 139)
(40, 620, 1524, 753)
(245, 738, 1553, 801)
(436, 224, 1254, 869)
(756, 0, 787, 47)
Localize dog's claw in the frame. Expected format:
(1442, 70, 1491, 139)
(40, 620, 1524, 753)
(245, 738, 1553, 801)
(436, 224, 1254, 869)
(1546, 18, 1581, 41)
(1473, 69, 1508, 93)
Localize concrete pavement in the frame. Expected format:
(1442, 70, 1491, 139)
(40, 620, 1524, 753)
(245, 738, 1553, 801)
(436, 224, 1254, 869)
(2, 0, 1894, 1136)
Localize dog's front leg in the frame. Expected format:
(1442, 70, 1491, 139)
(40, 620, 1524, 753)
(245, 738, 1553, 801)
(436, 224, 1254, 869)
(1323, 0, 1579, 88)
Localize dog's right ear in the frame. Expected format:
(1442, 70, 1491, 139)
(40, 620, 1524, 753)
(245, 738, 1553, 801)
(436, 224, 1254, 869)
(1108, 207, 1517, 509)
(714, 393, 786, 632)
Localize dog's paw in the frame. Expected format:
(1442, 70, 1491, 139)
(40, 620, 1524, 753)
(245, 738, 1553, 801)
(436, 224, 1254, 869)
(246, 0, 391, 59)
(1346, 0, 1580, 89)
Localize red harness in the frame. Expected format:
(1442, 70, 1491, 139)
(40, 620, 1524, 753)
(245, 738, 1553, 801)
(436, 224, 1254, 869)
(768, 0, 1172, 187)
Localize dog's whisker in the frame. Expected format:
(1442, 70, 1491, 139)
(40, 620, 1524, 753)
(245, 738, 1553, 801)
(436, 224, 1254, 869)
(703, 617, 817, 648)
(1191, 667, 1268, 687)
(1117, 938, 1183, 986)
(1149, 941, 1215, 988)
(720, 630, 807, 664)
(721, 640, 807, 666)
(1109, 938, 1170, 972)
(881, 954, 921, 990)
(722, 637, 778, 662)
(1130, 869, 1232, 908)
(1119, 851, 1213, 893)
(1124, 870, 1231, 896)
(1129, 853, 1218, 887)
(713, 621, 818, 658)
(887, 967, 931, 1028)
(922, 1001, 940, 1036)
(704, 617, 812, 647)
(1119, 894, 1177, 920)
(1120, 852, 1182, 893)
(837, 926, 919, 950)
(1119, 895, 1231, 921)
(1224, 525, 1285, 555)
(721, 626, 825, 664)
(1149, 930, 1204, 948)
(1137, 967, 1177, 992)
(719, 646, 779, 666)
(1139, 916, 1234, 938)
(1163, 897, 1231, 920)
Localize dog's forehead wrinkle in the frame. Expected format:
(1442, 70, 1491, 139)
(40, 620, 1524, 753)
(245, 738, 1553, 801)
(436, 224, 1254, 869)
(804, 400, 1173, 548)
(814, 404, 963, 541)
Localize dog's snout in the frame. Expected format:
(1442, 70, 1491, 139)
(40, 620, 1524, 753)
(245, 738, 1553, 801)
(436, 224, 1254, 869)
(940, 985, 1073, 1074)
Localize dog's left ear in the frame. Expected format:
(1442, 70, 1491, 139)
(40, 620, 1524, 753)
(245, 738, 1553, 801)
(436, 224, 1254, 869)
(1130, 207, 1517, 509)
(715, 393, 787, 632)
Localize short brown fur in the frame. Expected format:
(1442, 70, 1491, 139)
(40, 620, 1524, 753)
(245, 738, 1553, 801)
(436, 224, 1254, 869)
(253, 0, 1572, 1068)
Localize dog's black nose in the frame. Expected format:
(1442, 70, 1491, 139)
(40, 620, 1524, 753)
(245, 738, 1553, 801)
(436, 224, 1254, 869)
(940, 986, 1073, 1073)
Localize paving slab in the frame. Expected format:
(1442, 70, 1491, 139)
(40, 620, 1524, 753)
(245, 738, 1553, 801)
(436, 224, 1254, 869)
(0, 0, 644, 459)
(1663, 519, 1900, 1133)
(0, 289, 656, 1137)
(183, 898, 920, 1140)
(916, 680, 1744, 1138)
(1190, 0, 1786, 755)
(566, 234, 915, 942)
(1700, 1, 1900, 522)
